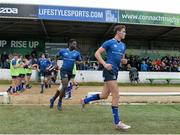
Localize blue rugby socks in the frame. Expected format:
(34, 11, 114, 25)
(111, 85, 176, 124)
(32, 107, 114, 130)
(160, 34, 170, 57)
(57, 100, 62, 111)
(112, 106, 120, 125)
(84, 94, 100, 104)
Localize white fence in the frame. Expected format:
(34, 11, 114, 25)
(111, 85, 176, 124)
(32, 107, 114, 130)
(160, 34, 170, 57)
(75, 71, 180, 83)
(0, 69, 180, 84)
(0, 69, 39, 81)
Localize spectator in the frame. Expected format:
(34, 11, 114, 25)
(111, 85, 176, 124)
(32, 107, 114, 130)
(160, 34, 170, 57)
(160, 60, 166, 71)
(126, 63, 132, 71)
(155, 59, 161, 66)
(31, 49, 38, 58)
(171, 64, 178, 72)
(1, 52, 9, 68)
(140, 61, 148, 71)
(92, 62, 98, 70)
(84, 61, 90, 70)
(177, 64, 180, 72)
(3, 58, 10, 69)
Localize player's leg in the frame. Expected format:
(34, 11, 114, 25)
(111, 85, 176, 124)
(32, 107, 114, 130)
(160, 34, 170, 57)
(50, 69, 68, 109)
(51, 69, 57, 83)
(107, 80, 120, 125)
(21, 68, 27, 90)
(19, 74, 25, 91)
(49, 81, 62, 108)
(21, 74, 26, 91)
(7, 76, 14, 93)
(12, 77, 16, 93)
(107, 80, 131, 130)
(107, 81, 119, 105)
(68, 81, 73, 98)
(71, 75, 79, 89)
(81, 83, 110, 110)
(43, 70, 47, 89)
(54, 69, 58, 83)
(65, 81, 73, 99)
(100, 83, 111, 99)
(81, 68, 111, 107)
(26, 73, 32, 89)
(16, 75, 21, 92)
(14, 77, 19, 95)
(57, 78, 69, 111)
(44, 72, 48, 89)
(40, 76, 44, 93)
(40, 71, 45, 93)
(19, 75, 22, 91)
(25, 74, 29, 88)
(56, 69, 71, 111)
(48, 71, 52, 88)
(44, 76, 48, 89)
(51, 70, 55, 83)
(15, 75, 20, 92)
(9, 76, 16, 94)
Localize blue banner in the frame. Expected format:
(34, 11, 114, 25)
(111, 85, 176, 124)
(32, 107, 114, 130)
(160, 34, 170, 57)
(38, 5, 118, 23)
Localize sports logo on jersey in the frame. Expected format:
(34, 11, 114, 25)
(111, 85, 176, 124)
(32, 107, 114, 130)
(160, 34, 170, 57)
(114, 44, 117, 48)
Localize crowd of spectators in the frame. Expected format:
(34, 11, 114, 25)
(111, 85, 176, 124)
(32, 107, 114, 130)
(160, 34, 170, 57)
(123, 55, 180, 72)
(1, 53, 179, 72)
(77, 55, 180, 72)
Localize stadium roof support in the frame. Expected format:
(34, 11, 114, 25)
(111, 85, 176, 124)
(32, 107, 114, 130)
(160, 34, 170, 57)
(40, 20, 49, 39)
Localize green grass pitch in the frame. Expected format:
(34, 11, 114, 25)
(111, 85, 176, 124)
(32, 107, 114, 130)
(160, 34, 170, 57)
(0, 104, 180, 134)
